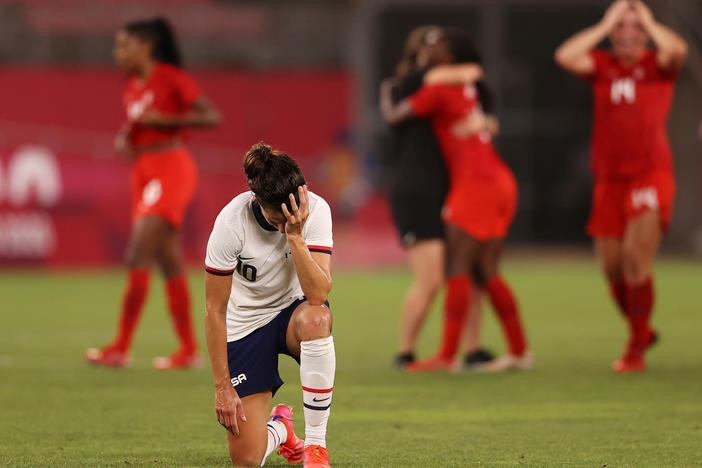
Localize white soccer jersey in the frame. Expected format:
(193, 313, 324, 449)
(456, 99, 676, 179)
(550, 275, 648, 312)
(205, 191, 333, 342)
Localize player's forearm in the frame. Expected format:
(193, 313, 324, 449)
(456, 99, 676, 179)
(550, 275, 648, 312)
(154, 111, 220, 129)
(380, 81, 414, 125)
(554, 22, 608, 70)
(288, 235, 332, 305)
(424, 64, 483, 85)
(645, 21, 688, 70)
(183, 110, 221, 127)
(205, 303, 230, 389)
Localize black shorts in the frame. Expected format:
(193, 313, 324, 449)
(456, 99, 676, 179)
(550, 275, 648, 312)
(226, 298, 330, 398)
(389, 192, 445, 247)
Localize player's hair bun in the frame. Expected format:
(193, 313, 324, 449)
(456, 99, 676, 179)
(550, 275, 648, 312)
(244, 142, 276, 181)
(243, 141, 306, 212)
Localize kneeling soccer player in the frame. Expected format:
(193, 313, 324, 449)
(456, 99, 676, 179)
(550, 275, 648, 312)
(205, 142, 335, 467)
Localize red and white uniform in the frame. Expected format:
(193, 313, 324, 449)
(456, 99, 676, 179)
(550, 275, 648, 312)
(584, 48, 677, 236)
(409, 83, 517, 241)
(123, 62, 201, 227)
(205, 191, 333, 342)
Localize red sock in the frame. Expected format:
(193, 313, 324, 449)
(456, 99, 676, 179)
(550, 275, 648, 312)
(625, 277, 654, 350)
(114, 269, 151, 352)
(438, 275, 471, 360)
(166, 275, 198, 354)
(608, 279, 627, 315)
(485, 276, 527, 356)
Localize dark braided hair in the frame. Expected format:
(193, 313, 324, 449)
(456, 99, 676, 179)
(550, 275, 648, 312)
(124, 17, 183, 67)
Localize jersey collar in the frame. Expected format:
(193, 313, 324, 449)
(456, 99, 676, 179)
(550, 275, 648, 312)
(252, 200, 278, 232)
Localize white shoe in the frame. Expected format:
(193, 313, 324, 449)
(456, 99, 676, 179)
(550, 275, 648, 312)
(480, 351, 534, 373)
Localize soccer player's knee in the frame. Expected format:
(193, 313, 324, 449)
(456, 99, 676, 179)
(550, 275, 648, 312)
(602, 262, 622, 282)
(297, 305, 332, 339)
(599, 252, 623, 282)
(622, 247, 648, 283)
(125, 245, 150, 270)
(446, 258, 468, 278)
(228, 444, 265, 467)
(125, 247, 138, 269)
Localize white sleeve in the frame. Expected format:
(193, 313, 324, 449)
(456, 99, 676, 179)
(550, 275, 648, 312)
(304, 197, 333, 255)
(205, 212, 242, 275)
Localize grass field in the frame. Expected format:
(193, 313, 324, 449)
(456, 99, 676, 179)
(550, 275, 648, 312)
(1, 257, 702, 467)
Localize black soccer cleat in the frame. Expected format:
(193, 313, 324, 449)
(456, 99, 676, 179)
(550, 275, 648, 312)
(463, 348, 496, 369)
(393, 352, 416, 370)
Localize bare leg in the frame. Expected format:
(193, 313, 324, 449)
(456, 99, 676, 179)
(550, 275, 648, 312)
(157, 228, 186, 279)
(226, 390, 272, 467)
(594, 237, 625, 284)
(594, 237, 627, 314)
(286, 303, 333, 356)
(125, 215, 173, 269)
(444, 224, 482, 278)
(398, 239, 445, 355)
(622, 211, 662, 286)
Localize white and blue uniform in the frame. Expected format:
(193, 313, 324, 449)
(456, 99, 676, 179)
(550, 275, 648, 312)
(205, 190, 333, 396)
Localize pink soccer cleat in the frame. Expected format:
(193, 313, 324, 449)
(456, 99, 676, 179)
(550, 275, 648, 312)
(405, 355, 458, 372)
(270, 404, 304, 464)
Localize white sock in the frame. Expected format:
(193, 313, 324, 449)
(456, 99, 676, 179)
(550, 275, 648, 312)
(260, 419, 287, 466)
(300, 336, 336, 448)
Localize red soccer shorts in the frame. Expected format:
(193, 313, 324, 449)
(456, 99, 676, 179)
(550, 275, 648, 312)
(587, 170, 675, 238)
(443, 164, 518, 242)
(131, 147, 198, 228)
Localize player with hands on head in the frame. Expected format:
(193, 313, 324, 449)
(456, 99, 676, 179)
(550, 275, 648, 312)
(85, 17, 221, 370)
(555, 1, 687, 372)
(205, 142, 335, 467)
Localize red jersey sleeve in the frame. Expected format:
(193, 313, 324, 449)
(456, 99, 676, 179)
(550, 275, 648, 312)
(408, 85, 446, 117)
(172, 68, 202, 107)
(653, 52, 681, 81)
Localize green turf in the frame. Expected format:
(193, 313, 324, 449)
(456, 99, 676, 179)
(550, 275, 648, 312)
(1, 258, 702, 467)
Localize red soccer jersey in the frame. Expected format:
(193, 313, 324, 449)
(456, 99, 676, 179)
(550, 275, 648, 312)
(586, 48, 677, 179)
(123, 62, 202, 147)
(408, 83, 502, 182)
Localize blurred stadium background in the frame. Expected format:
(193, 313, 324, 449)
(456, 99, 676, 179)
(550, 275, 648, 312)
(1, 0, 701, 271)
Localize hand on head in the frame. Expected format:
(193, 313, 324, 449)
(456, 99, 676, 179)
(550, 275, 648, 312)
(603, 1, 654, 31)
(281, 185, 310, 237)
(631, 0, 655, 27)
(602, 0, 633, 30)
